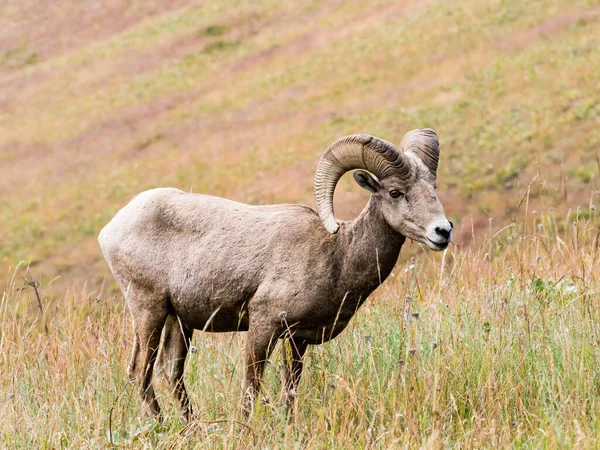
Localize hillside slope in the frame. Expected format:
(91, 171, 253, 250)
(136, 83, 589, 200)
(1, 0, 599, 289)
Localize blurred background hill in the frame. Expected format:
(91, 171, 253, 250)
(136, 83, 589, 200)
(1, 0, 599, 291)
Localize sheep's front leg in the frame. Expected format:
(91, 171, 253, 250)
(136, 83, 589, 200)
(282, 337, 308, 411)
(243, 325, 279, 415)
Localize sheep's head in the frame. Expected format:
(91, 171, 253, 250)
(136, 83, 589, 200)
(314, 129, 452, 250)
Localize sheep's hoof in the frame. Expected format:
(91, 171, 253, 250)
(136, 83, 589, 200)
(242, 392, 271, 417)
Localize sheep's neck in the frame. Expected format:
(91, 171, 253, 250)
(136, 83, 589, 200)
(337, 198, 405, 298)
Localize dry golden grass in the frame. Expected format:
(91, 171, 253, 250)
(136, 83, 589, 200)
(2, 200, 600, 448)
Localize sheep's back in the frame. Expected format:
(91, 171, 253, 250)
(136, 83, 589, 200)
(99, 188, 334, 309)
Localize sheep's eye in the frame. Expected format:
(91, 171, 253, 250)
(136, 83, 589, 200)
(389, 190, 404, 199)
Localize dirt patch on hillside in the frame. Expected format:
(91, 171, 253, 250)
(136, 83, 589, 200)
(0, 0, 195, 66)
(498, 6, 600, 50)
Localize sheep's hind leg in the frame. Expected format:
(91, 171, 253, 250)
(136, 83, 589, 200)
(127, 334, 140, 382)
(158, 314, 194, 419)
(282, 337, 308, 412)
(126, 286, 169, 418)
(243, 324, 280, 415)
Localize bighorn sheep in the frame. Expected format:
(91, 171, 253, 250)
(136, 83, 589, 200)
(98, 129, 452, 418)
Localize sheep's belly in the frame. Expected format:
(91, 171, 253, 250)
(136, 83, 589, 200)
(175, 303, 250, 332)
(290, 321, 351, 345)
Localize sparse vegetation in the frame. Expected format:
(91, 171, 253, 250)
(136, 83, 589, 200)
(202, 40, 241, 54)
(200, 24, 229, 37)
(1, 44, 39, 68)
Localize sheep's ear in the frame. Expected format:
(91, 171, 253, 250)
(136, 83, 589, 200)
(353, 170, 380, 193)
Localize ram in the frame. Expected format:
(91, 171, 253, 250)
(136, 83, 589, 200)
(98, 129, 453, 418)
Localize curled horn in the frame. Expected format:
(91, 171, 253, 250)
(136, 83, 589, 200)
(314, 134, 410, 233)
(399, 128, 440, 176)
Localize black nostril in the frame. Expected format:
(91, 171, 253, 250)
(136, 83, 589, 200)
(449, 221, 454, 229)
(435, 227, 451, 240)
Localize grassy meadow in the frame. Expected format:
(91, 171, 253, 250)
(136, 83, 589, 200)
(1, 0, 600, 448)
(3, 207, 600, 448)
